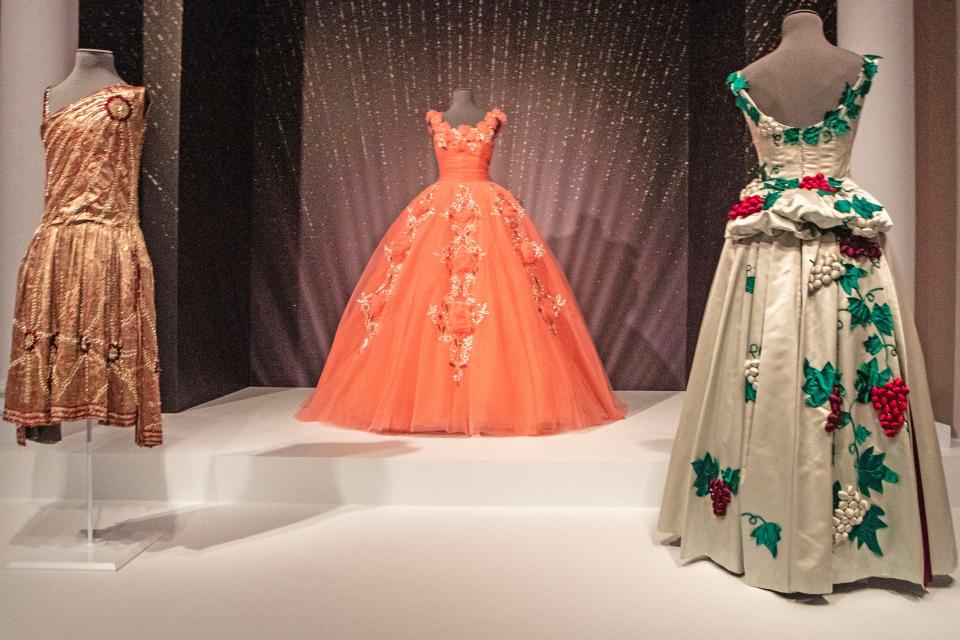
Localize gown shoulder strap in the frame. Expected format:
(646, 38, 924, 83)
(42, 86, 51, 119)
(425, 109, 444, 134)
(725, 71, 761, 124)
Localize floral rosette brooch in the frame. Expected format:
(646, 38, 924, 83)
(105, 94, 133, 121)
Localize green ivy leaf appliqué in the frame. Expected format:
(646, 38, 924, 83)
(834, 196, 883, 219)
(823, 108, 851, 136)
(801, 125, 822, 145)
(722, 468, 741, 494)
(803, 359, 838, 408)
(845, 296, 872, 328)
(838, 264, 868, 295)
(745, 378, 757, 403)
(726, 71, 748, 95)
(782, 128, 800, 145)
(742, 513, 782, 559)
(852, 196, 883, 219)
(691, 453, 720, 497)
(854, 424, 872, 446)
(857, 446, 900, 496)
(862, 54, 881, 80)
(763, 177, 800, 191)
(863, 334, 884, 355)
(871, 303, 894, 336)
(855, 358, 893, 403)
(745, 275, 756, 294)
(734, 95, 760, 123)
(849, 504, 888, 556)
(762, 191, 781, 209)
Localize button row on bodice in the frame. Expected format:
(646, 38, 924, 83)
(752, 129, 857, 179)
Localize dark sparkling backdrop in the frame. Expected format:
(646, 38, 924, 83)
(80, 0, 837, 403)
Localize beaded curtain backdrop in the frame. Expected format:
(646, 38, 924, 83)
(255, 0, 689, 390)
(70, 0, 836, 403)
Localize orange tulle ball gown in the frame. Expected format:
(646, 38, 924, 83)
(297, 107, 625, 435)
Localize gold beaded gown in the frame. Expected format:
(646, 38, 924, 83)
(2, 84, 162, 447)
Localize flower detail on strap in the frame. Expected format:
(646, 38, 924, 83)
(426, 107, 506, 152)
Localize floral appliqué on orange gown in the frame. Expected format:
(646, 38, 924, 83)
(297, 107, 625, 435)
(3, 84, 161, 447)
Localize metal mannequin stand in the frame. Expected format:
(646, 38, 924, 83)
(6, 420, 162, 571)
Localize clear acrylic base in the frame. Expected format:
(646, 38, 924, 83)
(7, 529, 162, 571)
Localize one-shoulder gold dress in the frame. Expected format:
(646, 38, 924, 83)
(3, 84, 162, 447)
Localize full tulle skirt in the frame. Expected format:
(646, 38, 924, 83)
(297, 179, 625, 435)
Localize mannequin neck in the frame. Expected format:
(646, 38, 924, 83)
(443, 88, 487, 126)
(449, 88, 478, 109)
(780, 11, 829, 47)
(73, 49, 120, 77)
(47, 49, 128, 114)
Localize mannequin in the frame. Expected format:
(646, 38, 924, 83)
(741, 10, 863, 127)
(47, 49, 128, 115)
(442, 88, 488, 127)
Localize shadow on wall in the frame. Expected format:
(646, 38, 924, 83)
(549, 217, 686, 391)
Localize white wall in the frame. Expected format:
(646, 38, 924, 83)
(838, 0, 916, 310)
(955, 3, 960, 433)
(0, 1, 78, 392)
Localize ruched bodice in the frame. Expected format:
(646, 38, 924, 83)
(425, 108, 506, 182)
(724, 55, 892, 240)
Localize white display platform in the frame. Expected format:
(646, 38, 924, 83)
(1, 388, 957, 507)
(1, 501, 959, 639)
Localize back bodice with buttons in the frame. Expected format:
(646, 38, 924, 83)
(723, 55, 893, 241)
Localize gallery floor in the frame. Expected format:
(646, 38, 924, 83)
(1, 389, 959, 638)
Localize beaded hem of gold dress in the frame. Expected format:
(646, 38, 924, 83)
(2, 84, 162, 447)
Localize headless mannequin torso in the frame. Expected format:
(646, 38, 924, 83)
(742, 10, 863, 127)
(47, 49, 128, 115)
(443, 88, 488, 127)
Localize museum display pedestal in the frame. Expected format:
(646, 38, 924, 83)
(6, 421, 162, 571)
(7, 528, 162, 572)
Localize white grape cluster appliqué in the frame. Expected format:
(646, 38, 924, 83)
(808, 253, 845, 294)
(744, 358, 760, 388)
(833, 485, 869, 544)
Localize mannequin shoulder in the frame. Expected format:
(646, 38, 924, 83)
(743, 47, 864, 90)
